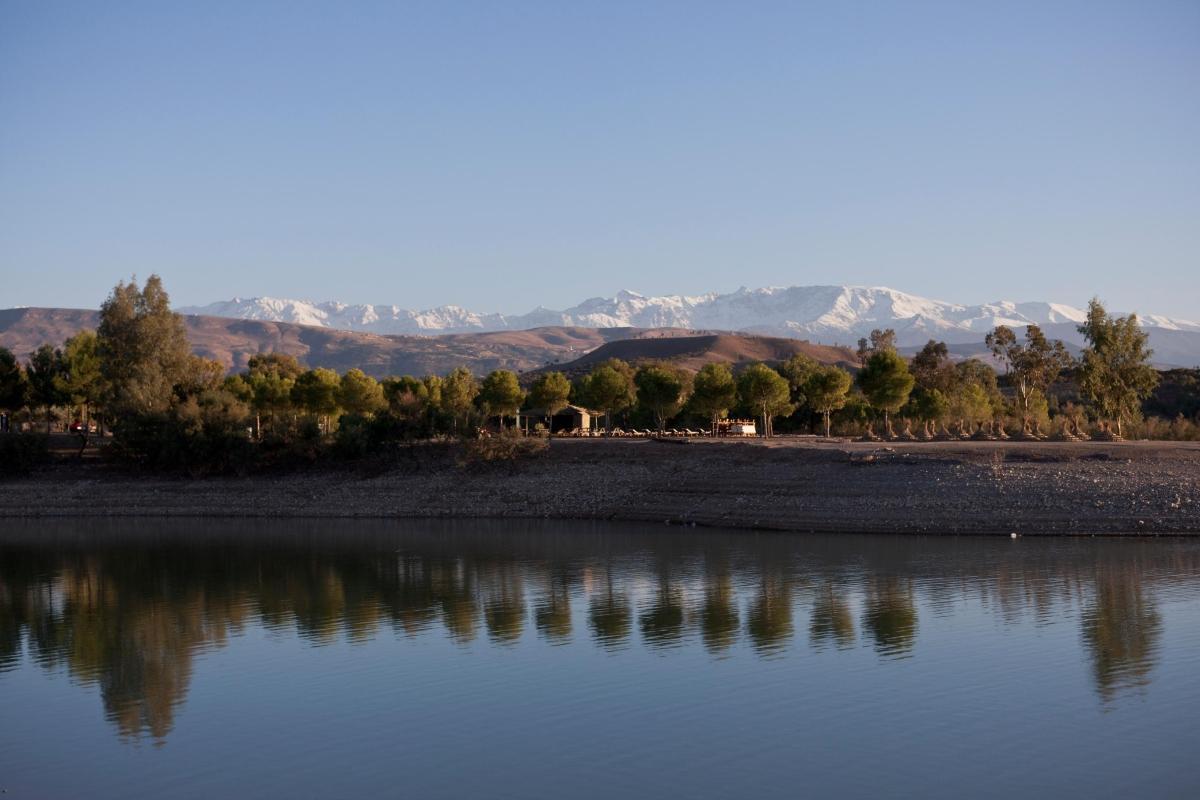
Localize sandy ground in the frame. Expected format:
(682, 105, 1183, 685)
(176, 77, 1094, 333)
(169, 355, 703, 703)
(3, 436, 1199, 535)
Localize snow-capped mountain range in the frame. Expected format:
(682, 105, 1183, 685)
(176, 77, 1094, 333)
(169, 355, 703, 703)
(180, 285, 1200, 366)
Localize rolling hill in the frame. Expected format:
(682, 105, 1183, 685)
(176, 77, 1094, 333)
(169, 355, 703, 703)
(536, 333, 857, 378)
(0, 307, 635, 377)
(2, 308, 853, 378)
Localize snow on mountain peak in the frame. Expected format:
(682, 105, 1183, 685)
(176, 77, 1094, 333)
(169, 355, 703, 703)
(178, 285, 1200, 366)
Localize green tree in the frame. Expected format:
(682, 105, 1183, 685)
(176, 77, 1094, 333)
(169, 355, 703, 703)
(1076, 299, 1160, 437)
(986, 324, 1073, 427)
(423, 375, 444, 424)
(909, 387, 950, 429)
(778, 353, 819, 409)
(634, 364, 688, 434)
(246, 353, 302, 380)
(803, 365, 852, 437)
(245, 353, 302, 436)
(339, 369, 386, 417)
(737, 363, 793, 438)
(833, 392, 872, 432)
(690, 362, 738, 434)
(59, 331, 104, 429)
(856, 328, 897, 366)
(955, 359, 1003, 409)
(223, 374, 253, 404)
(576, 362, 635, 435)
(291, 368, 341, 432)
(910, 340, 955, 394)
(97, 275, 191, 419)
(528, 371, 572, 437)
(0, 347, 28, 418)
(949, 382, 993, 428)
(440, 367, 480, 433)
(383, 375, 430, 418)
(477, 370, 525, 430)
(26, 344, 67, 433)
(177, 356, 226, 397)
(248, 371, 295, 436)
(856, 349, 915, 431)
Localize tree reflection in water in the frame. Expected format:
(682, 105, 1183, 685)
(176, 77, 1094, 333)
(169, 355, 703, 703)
(639, 572, 686, 651)
(588, 567, 633, 651)
(699, 567, 739, 654)
(810, 582, 856, 651)
(1081, 562, 1163, 703)
(534, 567, 574, 643)
(0, 522, 1193, 743)
(483, 562, 526, 645)
(746, 570, 793, 656)
(862, 576, 919, 658)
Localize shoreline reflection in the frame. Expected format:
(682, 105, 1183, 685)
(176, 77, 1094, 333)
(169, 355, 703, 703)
(1, 520, 1196, 742)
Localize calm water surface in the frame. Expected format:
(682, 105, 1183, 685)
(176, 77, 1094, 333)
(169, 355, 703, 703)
(1, 519, 1199, 798)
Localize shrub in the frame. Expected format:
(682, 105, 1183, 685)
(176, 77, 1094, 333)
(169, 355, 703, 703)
(109, 390, 256, 475)
(333, 413, 373, 458)
(1129, 414, 1200, 441)
(457, 432, 548, 470)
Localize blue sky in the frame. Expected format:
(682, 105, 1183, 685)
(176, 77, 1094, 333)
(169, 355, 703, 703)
(1, 1, 1197, 317)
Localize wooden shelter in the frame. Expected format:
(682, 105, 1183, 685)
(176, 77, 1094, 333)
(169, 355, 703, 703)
(517, 404, 599, 435)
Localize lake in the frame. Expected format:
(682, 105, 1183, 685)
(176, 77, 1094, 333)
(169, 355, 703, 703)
(1, 519, 1198, 798)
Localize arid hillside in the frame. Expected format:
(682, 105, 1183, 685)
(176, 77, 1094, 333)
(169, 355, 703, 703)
(536, 332, 859, 377)
(2, 307, 847, 377)
(0, 307, 636, 376)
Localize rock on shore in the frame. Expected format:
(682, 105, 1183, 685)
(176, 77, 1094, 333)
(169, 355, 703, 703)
(3, 439, 1199, 535)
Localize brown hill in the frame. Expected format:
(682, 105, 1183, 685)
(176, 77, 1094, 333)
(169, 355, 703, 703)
(537, 332, 859, 377)
(1, 308, 855, 378)
(0, 307, 635, 377)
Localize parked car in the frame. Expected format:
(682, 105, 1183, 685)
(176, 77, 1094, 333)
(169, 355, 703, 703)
(69, 421, 98, 434)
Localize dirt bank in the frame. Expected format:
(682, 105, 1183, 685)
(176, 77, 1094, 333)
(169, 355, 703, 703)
(3, 438, 1199, 535)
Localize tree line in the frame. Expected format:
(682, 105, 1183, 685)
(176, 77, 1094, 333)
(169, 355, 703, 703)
(0, 275, 1193, 472)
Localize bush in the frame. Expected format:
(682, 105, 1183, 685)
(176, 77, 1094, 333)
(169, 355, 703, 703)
(333, 413, 373, 458)
(457, 432, 548, 470)
(110, 390, 256, 475)
(0, 433, 50, 477)
(1130, 414, 1200, 441)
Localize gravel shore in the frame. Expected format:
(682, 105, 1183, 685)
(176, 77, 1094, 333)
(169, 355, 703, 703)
(3, 438, 1199, 535)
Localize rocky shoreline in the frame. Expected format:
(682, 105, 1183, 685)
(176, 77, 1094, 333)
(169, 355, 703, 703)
(3, 438, 1199, 535)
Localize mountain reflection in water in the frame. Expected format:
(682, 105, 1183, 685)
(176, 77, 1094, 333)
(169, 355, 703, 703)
(0, 520, 1197, 748)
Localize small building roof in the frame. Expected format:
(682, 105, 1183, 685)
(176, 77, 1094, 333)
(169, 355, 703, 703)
(521, 404, 595, 416)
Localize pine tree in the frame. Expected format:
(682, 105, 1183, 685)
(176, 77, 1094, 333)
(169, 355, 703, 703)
(478, 370, 525, 430)
(528, 371, 572, 437)
(803, 365, 853, 437)
(26, 344, 67, 433)
(736, 363, 793, 438)
(690, 362, 737, 435)
(577, 362, 635, 436)
(857, 350, 915, 431)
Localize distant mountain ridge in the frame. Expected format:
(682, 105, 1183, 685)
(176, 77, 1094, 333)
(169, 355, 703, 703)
(3, 308, 856, 378)
(180, 285, 1200, 367)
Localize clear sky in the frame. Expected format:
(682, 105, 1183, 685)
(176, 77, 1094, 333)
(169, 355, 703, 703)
(1, 0, 1197, 317)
